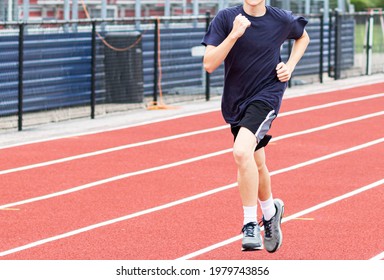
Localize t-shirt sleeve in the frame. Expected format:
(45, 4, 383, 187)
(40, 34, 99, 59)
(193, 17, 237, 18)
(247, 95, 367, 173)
(287, 14, 308, 39)
(201, 10, 229, 47)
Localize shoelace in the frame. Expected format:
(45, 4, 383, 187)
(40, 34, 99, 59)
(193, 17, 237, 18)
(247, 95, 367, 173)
(241, 222, 257, 237)
(260, 218, 273, 238)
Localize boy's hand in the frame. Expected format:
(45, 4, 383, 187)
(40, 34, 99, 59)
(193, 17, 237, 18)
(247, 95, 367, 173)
(230, 14, 251, 39)
(276, 62, 292, 82)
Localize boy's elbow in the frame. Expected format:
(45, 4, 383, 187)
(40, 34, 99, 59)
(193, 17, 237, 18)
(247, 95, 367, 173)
(204, 64, 214, 74)
(203, 60, 215, 74)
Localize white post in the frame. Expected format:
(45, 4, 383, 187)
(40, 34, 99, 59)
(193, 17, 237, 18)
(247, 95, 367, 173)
(182, 0, 187, 15)
(337, 0, 345, 13)
(102, 0, 107, 19)
(64, 0, 70, 32)
(101, 0, 107, 32)
(135, 0, 141, 18)
(7, 0, 13, 21)
(193, 0, 199, 27)
(367, 10, 374, 75)
(64, 0, 70, 21)
(165, 0, 170, 17)
(72, 0, 78, 31)
(23, 0, 29, 22)
(193, 0, 199, 17)
(218, 0, 224, 11)
(135, 0, 141, 29)
(72, 0, 78, 20)
(323, 0, 329, 24)
(305, 0, 310, 14)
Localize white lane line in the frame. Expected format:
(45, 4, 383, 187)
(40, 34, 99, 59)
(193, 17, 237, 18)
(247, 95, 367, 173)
(177, 178, 384, 260)
(370, 251, 384, 260)
(0, 125, 228, 175)
(1, 107, 382, 176)
(272, 111, 383, 142)
(0, 112, 383, 210)
(0, 139, 382, 257)
(0, 148, 232, 210)
(278, 93, 384, 117)
(0, 108, 221, 150)
(1, 90, 382, 151)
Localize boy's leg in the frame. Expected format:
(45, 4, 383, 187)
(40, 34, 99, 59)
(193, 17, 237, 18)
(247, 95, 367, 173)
(255, 147, 277, 222)
(233, 127, 258, 207)
(233, 127, 263, 250)
(254, 148, 284, 253)
(254, 147, 271, 202)
(231, 101, 278, 251)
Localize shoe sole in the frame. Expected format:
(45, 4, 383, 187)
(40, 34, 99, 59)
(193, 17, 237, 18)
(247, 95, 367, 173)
(242, 243, 264, 251)
(266, 198, 284, 253)
(242, 236, 264, 251)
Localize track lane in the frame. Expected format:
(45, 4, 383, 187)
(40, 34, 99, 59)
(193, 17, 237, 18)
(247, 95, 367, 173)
(0, 111, 226, 170)
(0, 111, 382, 210)
(0, 83, 382, 260)
(268, 114, 384, 170)
(1, 143, 382, 260)
(1, 96, 383, 203)
(270, 94, 384, 136)
(0, 126, 380, 260)
(1, 83, 382, 170)
(0, 129, 232, 203)
(1, 94, 382, 177)
(279, 82, 384, 113)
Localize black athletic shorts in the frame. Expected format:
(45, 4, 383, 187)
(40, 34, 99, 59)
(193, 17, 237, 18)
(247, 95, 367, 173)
(231, 101, 277, 151)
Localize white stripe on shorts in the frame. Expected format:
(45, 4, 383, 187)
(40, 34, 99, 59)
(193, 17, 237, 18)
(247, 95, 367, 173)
(255, 110, 276, 143)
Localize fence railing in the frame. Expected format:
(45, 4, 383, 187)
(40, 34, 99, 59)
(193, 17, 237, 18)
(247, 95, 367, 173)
(0, 10, 383, 131)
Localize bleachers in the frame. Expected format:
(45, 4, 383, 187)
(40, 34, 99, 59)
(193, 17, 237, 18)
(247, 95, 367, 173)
(0, 32, 97, 115)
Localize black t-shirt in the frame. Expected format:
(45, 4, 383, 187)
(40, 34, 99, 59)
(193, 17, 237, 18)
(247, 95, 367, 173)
(202, 5, 308, 125)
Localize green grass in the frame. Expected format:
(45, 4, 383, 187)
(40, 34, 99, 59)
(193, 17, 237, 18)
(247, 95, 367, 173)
(354, 23, 384, 53)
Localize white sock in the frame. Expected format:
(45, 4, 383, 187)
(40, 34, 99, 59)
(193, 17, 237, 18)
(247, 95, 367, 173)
(259, 195, 276, 221)
(243, 205, 257, 225)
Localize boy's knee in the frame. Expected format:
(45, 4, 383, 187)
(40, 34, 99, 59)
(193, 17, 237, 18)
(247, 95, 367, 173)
(233, 145, 253, 166)
(256, 161, 267, 172)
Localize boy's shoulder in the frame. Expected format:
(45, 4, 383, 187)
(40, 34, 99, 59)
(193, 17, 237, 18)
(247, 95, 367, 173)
(266, 5, 295, 23)
(267, 5, 294, 17)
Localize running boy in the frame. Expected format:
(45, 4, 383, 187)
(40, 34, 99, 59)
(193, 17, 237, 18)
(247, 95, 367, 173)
(202, 1, 310, 252)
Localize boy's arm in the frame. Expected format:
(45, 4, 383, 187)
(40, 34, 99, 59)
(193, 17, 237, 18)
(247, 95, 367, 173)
(203, 14, 251, 73)
(276, 29, 310, 82)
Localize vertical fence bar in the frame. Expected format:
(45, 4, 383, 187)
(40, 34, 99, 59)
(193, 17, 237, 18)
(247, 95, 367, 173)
(90, 21, 96, 119)
(365, 10, 374, 75)
(319, 13, 324, 83)
(334, 10, 341, 80)
(153, 18, 159, 104)
(18, 23, 24, 131)
(205, 11, 210, 101)
(328, 11, 333, 78)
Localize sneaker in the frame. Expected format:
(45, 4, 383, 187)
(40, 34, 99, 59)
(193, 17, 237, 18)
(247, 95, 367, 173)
(241, 222, 263, 251)
(262, 198, 284, 253)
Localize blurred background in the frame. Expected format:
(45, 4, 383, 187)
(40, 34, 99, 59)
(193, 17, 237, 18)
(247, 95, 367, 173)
(0, 1, 383, 131)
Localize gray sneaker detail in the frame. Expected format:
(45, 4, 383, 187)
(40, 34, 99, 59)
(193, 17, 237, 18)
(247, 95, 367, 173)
(241, 222, 263, 251)
(262, 198, 284, 253)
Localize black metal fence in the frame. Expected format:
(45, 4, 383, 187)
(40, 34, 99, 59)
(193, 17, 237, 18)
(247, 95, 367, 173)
(0, 10, 383, 131)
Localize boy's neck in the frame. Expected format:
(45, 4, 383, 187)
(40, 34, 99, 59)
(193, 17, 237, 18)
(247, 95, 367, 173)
(243, 2, 266, 17)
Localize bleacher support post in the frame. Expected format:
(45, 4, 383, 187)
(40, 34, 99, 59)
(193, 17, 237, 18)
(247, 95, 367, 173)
(18, 23, 24, 131)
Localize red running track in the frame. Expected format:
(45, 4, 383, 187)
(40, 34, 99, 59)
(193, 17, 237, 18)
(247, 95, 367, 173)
(0, 82, 383, 260)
